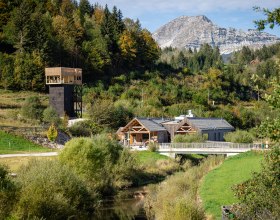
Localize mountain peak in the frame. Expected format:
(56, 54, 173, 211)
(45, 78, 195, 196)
(152, 16, 280, 54)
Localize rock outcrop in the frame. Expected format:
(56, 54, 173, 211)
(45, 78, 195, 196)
(152, 15, 280, 54)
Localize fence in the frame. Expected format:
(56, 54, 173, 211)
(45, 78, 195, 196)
(159, 142, 261, 149)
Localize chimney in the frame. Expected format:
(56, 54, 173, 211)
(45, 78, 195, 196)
(187, 110, 194, 118)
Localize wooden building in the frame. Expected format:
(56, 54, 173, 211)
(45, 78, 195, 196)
(45, 67, 82, 117)
(118, 115, 234, 146)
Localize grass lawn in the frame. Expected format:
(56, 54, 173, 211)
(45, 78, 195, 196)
(0, 131, 52, 154)
(200, 151, 263, 219)
(134, 151, 169, 164)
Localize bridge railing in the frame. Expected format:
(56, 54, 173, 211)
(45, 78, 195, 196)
(159, 142, 260, 149)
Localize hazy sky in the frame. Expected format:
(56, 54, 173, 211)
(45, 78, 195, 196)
(90, 0, 280, 36)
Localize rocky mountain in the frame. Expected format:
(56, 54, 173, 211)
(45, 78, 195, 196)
(152, 15, 280, 54)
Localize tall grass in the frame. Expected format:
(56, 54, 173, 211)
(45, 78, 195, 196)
(144, 155, 224, 220)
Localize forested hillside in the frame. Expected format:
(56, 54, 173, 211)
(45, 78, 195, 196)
(0, 0, 159, 90)
(1, 0, 280, 132)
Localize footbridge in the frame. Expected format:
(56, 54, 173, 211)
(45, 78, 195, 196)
(158, 142, 261, 157)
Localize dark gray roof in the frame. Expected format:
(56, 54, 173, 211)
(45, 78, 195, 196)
(187, 118, 234, 131)
(136, 118, 167, 132)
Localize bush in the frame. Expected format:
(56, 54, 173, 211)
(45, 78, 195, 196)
(47, 123, 58, 142)
(0, 165, 17, 219)
(42, 106, 61, 126)
(89, 99, 133, 130)
(148, 142, 159, 152)
(233, 146, 280, 219)
(68, 120, 102, 137)
(173, 133, 207, 143)
(112, 149, 139, 188)
(59, 135, 138, 195)
(14, 160, 94, 219)
(21, 96, 43, 120)
(224, 130, 255, 143)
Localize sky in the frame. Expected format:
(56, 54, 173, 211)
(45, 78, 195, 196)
(89, 0, 280, 37)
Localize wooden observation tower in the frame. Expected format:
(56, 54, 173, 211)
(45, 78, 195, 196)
(45, 67, 82, 118)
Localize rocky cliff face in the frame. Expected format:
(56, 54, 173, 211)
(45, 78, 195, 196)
(152, 15, 280, 54)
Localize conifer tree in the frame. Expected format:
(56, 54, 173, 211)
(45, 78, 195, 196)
(47, 123, 58, 142)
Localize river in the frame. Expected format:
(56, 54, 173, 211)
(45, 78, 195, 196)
(92, 186, 148, 220)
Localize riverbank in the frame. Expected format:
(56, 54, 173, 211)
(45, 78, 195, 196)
(143, 155, 225, 220)
(200, 151, 263, 219)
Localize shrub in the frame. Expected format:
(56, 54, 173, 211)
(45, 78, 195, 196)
(0, 165, 17, 219)
(173, 133, 207, 143)
(42, 106, 61, 126)
(59, 135, 138, 195)
(148, 142, 159, 152)
(89, 99, 133, 130)
(47, 123, 58, 142)
(224, 130, 255, 143)
(112, 149, 139, 188)
(14, 160, 94, 219)
(68, 120, 102, 137)
(233, 146, 280, 219)
(21, 96, 43, 120)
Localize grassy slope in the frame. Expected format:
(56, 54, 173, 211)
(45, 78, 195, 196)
(0, 131, 51, 154)
(200, 151, 263, 219)
(0, 89, 48, 127)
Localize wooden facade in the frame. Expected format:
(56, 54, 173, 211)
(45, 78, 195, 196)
(118, 116, 235, 145)
(120, 118, 168, 146)
(45, 67, 82, 85)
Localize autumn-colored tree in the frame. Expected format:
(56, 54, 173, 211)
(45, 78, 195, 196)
(139, 29, 160, 67)
(119, 30, 137, 64)
(92, 4, 104, 25)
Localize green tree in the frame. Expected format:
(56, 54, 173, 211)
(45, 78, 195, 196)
(139, 29, 160, 68)
(258, 82, 280, 142)
(43, 107, 61, 126)
(13, 51, 45, 91)
(233, 146, 280, 219)
(59, 135, 123, 195)
(79, 0, 91, 16)
(224, 130, 255, 143)
(0, 53, 14, 90)
(254, 7, 280, 30)
(21, 96, 43, 120)
(3, 0, 34, 53)
(14, 159, 94, 219)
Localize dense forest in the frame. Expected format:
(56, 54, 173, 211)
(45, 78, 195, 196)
(0, 0, 160, 90)
(1, 0, 280, 132)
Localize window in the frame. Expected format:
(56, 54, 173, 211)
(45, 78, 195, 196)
(142, 134, 149, 140)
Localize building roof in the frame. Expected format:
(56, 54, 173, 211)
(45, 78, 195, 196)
(121, 117, 234, 133)
(136, 118, 167, 132)
(187, 118, 234, 131)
